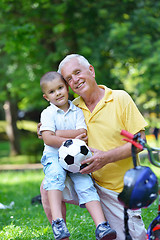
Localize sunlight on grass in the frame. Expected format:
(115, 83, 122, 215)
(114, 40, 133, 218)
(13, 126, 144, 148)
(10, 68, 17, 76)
(0, 121, 7, 132)
(0, 120, 38, 133)
(0, 170, 96, 239)
(1, 170, 44, 185)
(0, 224, 40, 239)
(0, 154, 41, 165)
(0, 120, 160, 239)
(17, 120, 38, 132)
(0, 223, 52, 240)
(0, 170, 159, 239)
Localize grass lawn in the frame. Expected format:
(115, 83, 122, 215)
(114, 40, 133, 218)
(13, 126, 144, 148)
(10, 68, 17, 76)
(0, 170, 97, 239)
(0, 169, 159, 240)
(0, 120, 160, 239)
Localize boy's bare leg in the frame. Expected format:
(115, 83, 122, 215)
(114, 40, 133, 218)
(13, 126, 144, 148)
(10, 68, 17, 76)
(40, 181, 67, 222)
(40, 181, 69, 240)
(85, 200, 106, 227)
(40, 181, 52, 224)
(48, 189, 63, 220)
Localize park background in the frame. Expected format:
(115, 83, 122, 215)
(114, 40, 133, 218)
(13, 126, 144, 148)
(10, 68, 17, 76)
(0, 0, 160, 239)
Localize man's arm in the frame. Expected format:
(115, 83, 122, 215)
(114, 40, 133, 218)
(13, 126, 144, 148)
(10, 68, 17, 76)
(80, 130, 146, 174)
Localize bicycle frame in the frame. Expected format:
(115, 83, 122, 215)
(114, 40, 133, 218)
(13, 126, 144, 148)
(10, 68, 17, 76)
(121, 130, 160, 240)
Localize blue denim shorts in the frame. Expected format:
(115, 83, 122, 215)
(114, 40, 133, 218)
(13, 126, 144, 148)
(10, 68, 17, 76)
(42, 153, 100, 207)
(42, 153, 67, 191)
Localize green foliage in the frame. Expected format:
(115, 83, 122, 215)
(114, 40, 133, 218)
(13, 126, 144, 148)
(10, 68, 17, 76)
(0, 0, 160, 120)
(0, 134, 43, 164)
(105, 1, 160, 111)
(0, 120, 43, 163)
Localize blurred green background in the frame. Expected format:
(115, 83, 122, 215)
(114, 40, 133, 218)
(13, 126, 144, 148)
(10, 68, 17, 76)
(0, 0, 159, 160)
(0, 2, 160, 239)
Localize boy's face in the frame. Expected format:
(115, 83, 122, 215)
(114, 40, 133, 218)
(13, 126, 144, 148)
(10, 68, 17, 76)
(43, 76, 69, 111)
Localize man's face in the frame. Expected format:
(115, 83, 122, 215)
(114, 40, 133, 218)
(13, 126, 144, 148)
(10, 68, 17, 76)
(61, 58, 95, 96)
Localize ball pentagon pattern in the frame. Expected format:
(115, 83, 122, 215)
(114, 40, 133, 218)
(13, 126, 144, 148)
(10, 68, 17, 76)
(58, 139, 92, 173)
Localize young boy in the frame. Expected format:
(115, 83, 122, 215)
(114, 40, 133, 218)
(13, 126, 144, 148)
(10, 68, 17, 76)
(40, 71, 116, 240)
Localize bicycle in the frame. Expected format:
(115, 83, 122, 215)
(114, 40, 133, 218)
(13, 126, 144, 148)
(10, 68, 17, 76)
(119, 130, 160, 240)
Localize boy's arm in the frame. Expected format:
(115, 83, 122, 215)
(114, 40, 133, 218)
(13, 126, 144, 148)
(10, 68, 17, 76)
(41, 105, 88, 147)
(55, 128, 87, 138)
(42, 128, 87, 148)
(55, 107, 87, 140)
(42, 130, 68, 148)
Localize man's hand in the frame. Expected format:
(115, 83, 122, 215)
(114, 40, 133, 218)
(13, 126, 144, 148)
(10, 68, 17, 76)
(79, 140, 137, 174)
(80, 148, 108, 174)
(37, 122, 42, 139)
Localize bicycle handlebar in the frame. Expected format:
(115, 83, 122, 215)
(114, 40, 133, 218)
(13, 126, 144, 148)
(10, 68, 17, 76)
(121, 130, 160, 168)
(121, 130, 134, 140)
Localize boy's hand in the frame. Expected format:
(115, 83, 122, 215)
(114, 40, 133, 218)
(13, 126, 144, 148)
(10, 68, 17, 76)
(75, 132, 88, 144)
(37, 122, 43, 139)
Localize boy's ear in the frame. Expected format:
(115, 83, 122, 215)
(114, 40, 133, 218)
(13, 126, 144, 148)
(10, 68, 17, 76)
(43, 94, 49, 101)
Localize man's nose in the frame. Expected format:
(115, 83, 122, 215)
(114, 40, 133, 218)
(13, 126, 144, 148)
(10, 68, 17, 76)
(72, 75, 79, 82)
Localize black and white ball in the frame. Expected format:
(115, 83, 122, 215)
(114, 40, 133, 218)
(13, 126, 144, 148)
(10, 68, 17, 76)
(58, 139, 92, 173)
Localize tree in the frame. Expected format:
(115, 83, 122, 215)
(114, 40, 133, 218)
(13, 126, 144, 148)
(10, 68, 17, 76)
(0, 0, 160, 154)
(106, 0, 160, 114)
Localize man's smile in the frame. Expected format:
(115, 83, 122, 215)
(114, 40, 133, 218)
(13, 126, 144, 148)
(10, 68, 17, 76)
(76, 81, 85, 89)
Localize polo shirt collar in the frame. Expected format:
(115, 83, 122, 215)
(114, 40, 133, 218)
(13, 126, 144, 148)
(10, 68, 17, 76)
(99, 85, 113, 103)
(76, 85, 113, 109)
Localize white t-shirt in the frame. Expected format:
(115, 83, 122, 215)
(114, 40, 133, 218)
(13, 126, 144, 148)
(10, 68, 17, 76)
(40, 100, 87, 155)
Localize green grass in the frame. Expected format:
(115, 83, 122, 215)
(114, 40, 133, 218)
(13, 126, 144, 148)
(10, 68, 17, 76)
(0, 170, 97, 239)
(0, 120, 160, 238)
(0, 170, 159, 240)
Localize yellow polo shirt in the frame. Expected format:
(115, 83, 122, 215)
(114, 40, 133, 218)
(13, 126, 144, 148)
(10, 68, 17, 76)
(73, 85, 148, 193)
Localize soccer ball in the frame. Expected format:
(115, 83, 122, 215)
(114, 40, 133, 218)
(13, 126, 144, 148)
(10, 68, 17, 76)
(58, 139, 92, 173)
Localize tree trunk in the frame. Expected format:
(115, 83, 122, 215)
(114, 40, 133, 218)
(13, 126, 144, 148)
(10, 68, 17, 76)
(3, 100, 21, 156)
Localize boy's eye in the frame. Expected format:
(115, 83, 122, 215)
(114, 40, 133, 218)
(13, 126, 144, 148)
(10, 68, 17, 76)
(76, 70, 80, 75)
(49, 90, 54, 94)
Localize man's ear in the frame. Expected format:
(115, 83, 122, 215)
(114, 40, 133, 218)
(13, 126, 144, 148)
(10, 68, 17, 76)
(43, 94, 49, 102)
(89, 65, 95, 77)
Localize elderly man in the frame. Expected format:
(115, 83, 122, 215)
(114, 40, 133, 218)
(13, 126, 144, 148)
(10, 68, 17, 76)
(40, 54, 147, 240)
